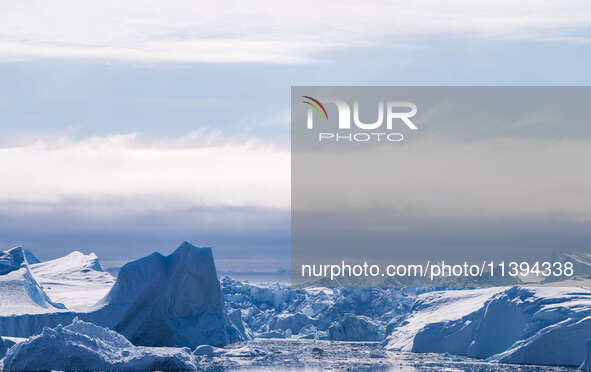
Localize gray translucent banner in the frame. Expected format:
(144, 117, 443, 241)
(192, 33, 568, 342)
(291, 86, 591, 287)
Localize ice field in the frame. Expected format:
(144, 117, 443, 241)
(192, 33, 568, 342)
(1, 243, 590, 371)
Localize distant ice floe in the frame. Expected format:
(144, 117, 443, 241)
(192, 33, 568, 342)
(221, 276, 415, 342)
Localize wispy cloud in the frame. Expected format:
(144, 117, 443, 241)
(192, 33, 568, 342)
(1, 0, 591, 63)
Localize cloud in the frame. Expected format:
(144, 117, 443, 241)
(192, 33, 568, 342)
(0, 132, 290, 214)
(293, 136, 591, 262)
(295, 137, 591, 223)
(0, 40, 322, 64)
(0, 130, 291, 260)
(1, 0, 591, 63)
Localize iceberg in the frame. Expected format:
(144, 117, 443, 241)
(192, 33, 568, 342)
(0, 336, 16, 359)
(0, 265, 66, 316)
(30, 251, 115, 310)
(0, 247, 37, 275)
(0, 242, 229, 349)
(1, 318, 197, 371)
(22, 249, 40, 265)
(226, 308, 251, 343)
(385, 287, 501, 352)
(327, 313, 383, 341)
(96, 241, 228, 347)
(385, 286, 591, 367)
(581, 339, 591, 372)
(221, 277, 414, 341)
(269, 313, 317, 334)
(193, 344, 225, 356)
(6, 243, 591, 369)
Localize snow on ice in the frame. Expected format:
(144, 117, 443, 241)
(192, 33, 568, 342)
(29, 251, 114, 310)
(327, 313, 383, 341)
(385, 286, 591, 367)
(221, 276, 414, 342)
(0, 254, 66, 316)
(0, 247, 38, 276)
(0, 336, 16, 359)
(0, 242, 230, 348)
(1, 318, 197, 371)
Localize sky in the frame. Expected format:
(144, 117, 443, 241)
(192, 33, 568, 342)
(292, 87, 591, 266)
(1, 1, 591, 269)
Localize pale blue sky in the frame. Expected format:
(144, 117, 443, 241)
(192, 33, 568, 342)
(2, 37, 590, 141)
(1, 1, 591, 268)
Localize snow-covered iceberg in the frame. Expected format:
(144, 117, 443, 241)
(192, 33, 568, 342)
(0, 242, 229, 349)
(0, 336, 16, 359)
(385, 286, 591, 367)
(0, 249, 104, 338)
(30, 251, 115, 310)
(1, 318, 197, 371)
(0, 247, 38, 275)
(96, 241, 228, 347)
(0, 264, 66, 316)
